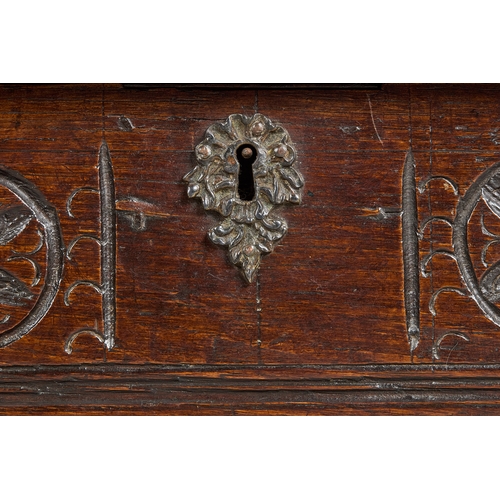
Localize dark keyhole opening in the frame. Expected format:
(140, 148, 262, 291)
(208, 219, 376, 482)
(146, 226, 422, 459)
(236, 144, 257, 201)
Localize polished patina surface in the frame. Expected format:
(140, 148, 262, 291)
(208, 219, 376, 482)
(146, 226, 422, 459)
(0, 84, 500, 414)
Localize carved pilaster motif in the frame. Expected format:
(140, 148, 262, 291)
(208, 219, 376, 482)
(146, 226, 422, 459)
(395, 150, 500, 359)
(401, 150, 420, 352)
(64, 141, 160, 354)
(64, 142, 117, 352)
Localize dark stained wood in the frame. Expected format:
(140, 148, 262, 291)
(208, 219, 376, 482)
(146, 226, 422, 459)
(2, 84, 500, 413)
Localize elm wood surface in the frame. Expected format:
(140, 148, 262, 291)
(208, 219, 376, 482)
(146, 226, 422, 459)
(1, 84, 500, 414)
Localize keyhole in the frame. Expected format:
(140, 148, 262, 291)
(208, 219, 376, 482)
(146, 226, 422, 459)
(236, 144, 257, 201)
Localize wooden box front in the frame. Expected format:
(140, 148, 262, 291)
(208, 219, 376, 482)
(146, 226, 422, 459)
(1, 84, 499, 414)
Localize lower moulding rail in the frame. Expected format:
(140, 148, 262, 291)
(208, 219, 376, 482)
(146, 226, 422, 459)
(2, 386, 500, 407)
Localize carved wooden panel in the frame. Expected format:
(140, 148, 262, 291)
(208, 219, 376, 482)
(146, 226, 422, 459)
(3, 84, 500, 414)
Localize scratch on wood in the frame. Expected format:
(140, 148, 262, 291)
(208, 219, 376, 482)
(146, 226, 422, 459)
(361, 206, 401, 221)
(367, 95, 383, 145)
(432, 331, 470, 361)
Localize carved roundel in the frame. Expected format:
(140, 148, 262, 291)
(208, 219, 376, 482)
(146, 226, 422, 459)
(446, 162, 500, 331)
(184, 113, 304, 283)
(0, 166, 64, 347)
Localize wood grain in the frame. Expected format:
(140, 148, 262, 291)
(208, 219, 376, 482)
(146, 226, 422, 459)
(1, 84, 500, 413)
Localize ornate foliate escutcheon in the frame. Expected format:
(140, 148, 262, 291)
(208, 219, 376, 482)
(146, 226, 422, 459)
(184, 113, 304, 283)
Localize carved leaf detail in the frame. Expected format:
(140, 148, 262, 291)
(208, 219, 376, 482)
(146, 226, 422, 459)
(482, 184, 500, 219)
(280, 166, 304, 189)
(256, 216, 288, 243)
(230, 241, 261, 283)
(231, 203, 255, 224)
(0, 206, 33, 245)
(260, 175, 282, 205)
(0, 268, 34, 306)
(208, 215, 288, 283)
(201, 189, 216, 210)
(277, 167, 303, 204)
(480, 261, 500, 302)
(260, 166, 303, 206)
(209, 219, 243, 247)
